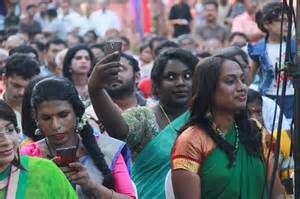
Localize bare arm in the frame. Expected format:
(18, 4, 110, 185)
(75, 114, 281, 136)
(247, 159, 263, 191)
(88, 53, 129, 140)
(172, 169, 201, 199)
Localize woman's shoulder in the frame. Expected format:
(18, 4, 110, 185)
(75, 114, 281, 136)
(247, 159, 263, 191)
(171, 125, 216, 173)
(178, 125, 212, 142)
(122, 106, 155, 119)
(95, 134, 126, 169)
(21, 155, 58, 172)
(173, 125, 215, 157)
(122, 106, 159, 136)
(20, 156, 78, 198)
(96, 134, 125, 158)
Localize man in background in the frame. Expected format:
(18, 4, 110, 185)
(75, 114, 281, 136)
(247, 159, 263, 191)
(168, 0, 193, 38)
(90, 0, 120, 37)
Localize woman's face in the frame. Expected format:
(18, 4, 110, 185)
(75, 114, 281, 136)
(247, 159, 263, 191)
(0, 119, 18, 168)
(71, 50, 91, 75)
(213, 59, 248, 113)
(157, 59, 193, 107)
(35, 100, 77, 147)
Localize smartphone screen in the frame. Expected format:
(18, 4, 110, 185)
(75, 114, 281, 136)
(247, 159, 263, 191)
(56, 146, 77, 167)
(103, 40, 122, 61)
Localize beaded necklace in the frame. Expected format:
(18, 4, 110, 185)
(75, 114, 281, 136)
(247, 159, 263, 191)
(216, 122, 239, 150)
(211, 119, 240, 165)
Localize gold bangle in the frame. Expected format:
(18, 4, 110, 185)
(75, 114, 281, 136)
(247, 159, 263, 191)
(111, 189, 114, 199)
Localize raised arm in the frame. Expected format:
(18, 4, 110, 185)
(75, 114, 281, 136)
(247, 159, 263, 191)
(88, 52, 129, 140)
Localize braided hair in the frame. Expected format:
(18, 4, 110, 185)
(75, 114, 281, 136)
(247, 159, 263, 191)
(181, 56, 263, 166)
(31, 76, 114, 188)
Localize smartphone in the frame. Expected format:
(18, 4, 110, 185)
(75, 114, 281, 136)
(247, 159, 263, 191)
(55, 146, 77, 167)
(103, 40, 122, 61)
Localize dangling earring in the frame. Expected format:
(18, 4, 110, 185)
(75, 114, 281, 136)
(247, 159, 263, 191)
(206, 111, 213, 121)
(35, 128, 41, 136)
(35, 121, 41, 136)
(75, 117, 80, 134)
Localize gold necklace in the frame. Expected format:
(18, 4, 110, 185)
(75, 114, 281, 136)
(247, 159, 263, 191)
(159, 104, 177, 132)
(159, 104, 171, 124)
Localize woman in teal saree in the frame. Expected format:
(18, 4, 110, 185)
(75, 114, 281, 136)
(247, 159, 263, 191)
(131, 111, 190, 198)
(88, 48, 199, 198)
(171, 55, 285, 199)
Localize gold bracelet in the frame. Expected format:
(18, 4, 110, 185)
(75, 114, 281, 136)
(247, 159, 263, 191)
(111, 189, 114, 199)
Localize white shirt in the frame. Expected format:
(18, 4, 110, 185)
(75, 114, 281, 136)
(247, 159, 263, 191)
(58, 9, 82, 33)
(262, 96, 290, 132)
(43, 18, 66, 39)
(34, 13, 49, 29)
(139, 62, 154, 79)
(266, 42, 294, 96)
(90, 9, 120, 37)
(78, 15, 95, 36)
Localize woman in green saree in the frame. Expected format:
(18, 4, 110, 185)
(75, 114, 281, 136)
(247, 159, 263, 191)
(171, 55, 285, 199)
(88, 48, 198, 198)
(0, 99, 77, 199)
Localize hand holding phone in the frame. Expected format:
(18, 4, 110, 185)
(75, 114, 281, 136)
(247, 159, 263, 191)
(89, 43, 122, 91)
(55, 146, 77, 167)
(103, 40, 122, 61)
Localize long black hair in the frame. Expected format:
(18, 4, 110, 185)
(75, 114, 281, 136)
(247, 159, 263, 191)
(0, 99, 23, 168)
(182, 56, 263, 166)
(31, 76, 114, 189)
(63, 44, 95, 82)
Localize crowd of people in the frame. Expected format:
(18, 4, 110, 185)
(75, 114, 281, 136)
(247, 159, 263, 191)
(0, 0, 296, 198)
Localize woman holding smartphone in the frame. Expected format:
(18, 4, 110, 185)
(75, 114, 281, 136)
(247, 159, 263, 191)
(21, 77, 136, 199)
(0, 99, 77, 198)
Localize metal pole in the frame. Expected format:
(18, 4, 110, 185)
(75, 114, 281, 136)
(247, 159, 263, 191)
(293, 0, 300, 198)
